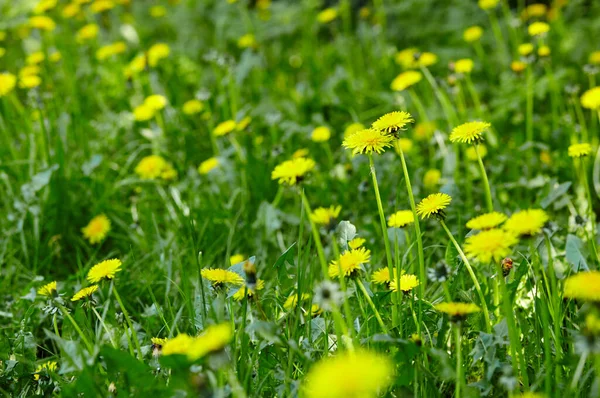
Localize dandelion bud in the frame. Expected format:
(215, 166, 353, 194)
(501, 257, 513, 277)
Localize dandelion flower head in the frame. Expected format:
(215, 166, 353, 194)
(563, 271, 600, 302)
(528, 21, 550, 36)
(310, 205, 341, 226)
(82, 214, 111, 244)
(328, 247, 371, 278)
(311, 126, 331, 142)
(390, 274, 420, 292)
(391, 71, 422, 91)
(271, 157, 316, 185)
(71, 285, 99, 302)
(416, 193, 452, 219)
(581, 87, 600, 110)
(87, 258, 122, 283)
(504, 209, 548, 236)
(449, 121, 491, 144)
(201, 268, 244, 287)
(568, 143, 592, 158)
(38, 281, 57, 297)
(198, 157, 220, 175)
(342, 129, 394, 155)
(372, 111, 414, 134)
(464, 229, 518, 263)
(466, 212, 507, 230)
(388, 210, 414, 228)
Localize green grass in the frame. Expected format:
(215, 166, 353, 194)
(1, 0, 600, 396)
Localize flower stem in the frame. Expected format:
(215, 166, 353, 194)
(91, 306, 118, 348)
(580, 157, 598, 264)
(112, 284, 143, 360)
(57, 304, 94, 353)
(355, 279, 388, 334)
(455, 323, 463, 398)
(475, 143, 494, 212)
(301, 189, 329, 279)
(439, 220, 491, 333)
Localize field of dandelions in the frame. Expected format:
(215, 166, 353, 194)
(2, 0, 600, 397)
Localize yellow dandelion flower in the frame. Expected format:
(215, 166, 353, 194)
(310, 206, 341, 226)
(124, 54, 147, 77)
(568, 143, 592, 158)
(201, 268, 244, 286)
(19, 75, 42, 89)
(183, 99, 204, 115)
(466, 212, 507, 230)
(151, 337, 168, 346)
(38, 281, 57, 297)
(564, 271, 600, 302)
(20, 65, 41, 78)
(29, 16, 56, 31)
(135, 155, 169, 179)
(293, 148, 310, 158)
(342, 129, 394, 155)
(388, 210, 414, 228)
(34, 0, 58, 14)
(504, 209, 549, 236)
(71, 285, 99, 301)
(416, 52, 437, 67)
(87, 258, 122, 283)
(424, 169, 442, 190)
(186, 323, 233, 361)
(416, 193, 452, 219)
(372, 268, 392, 285)
(344, 123, 365, 138)
(284, 293, 310, 310)
(590, 51, 600, 65)
(522, 3, 547, 20)
(232, 279, 265, 301)
(463, 26, 483, 42)
(0, 48, 5, 58)
(302, 350, 394, 398)
(230, 254, 245, 265)
(271, 157, 316, 185)
(198, 157, 220, 175)
(586, 313, 600, 335)
(436, 302, 481, 317)
(62, 3, 81, 18)
(395, 47, 419, 68)
(161, 333, 194, 356)
(148, 43, 170, 67)
(390, 274, 420, 292)
(581, 87, 600, 110)
(464, 229, 518, 263)
(82, 214, 111, 244)
(311, 126, 331, 142)
(528, 22, 550, 36)
(395, 138, 413, 154)
(390, 70, 422, 91)
(76, 23, 99, 42)
(96, 41, 127, 61)
(317, 8, 338, 24)
(26, 52, 45, 65)
(511, 60, 527, 73)
(91, 0, 116, 13)
(50, 50, 62, 62)
(372, 111, 414, 134)
(150, 5, 167, 18)
(213, 120, 237, 136)
(33, 361, 58, 381)
(518, 43, 534, 56)
(414, 121, 436, 141)
(454, 58, 474, 74)
(538, 45, 551, 57)
(328, 247, 371, 278)
(348, 237, 366, 249)
(133, 104, 155, 121)
(449, 121, 491, 144)
(238, 33, 257, 49)
(478, 0, 499, 9)
(236, 116, 251, 131)
(144, 94, 167, 111)
(0, 73, 17, 97)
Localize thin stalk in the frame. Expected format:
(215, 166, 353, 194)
(526, 65, 534, 144)
(301, 190, 329, 279)
(112, 284, 143, 360)
(91, 306, 118, 348)
(455, 324, 463, 398)
(580, 157, 598, 264)
(475, 143, 494, 212)
(355, 279, 388, 334)
(57, 304, 94, 353)
(440, 220, 491, 333)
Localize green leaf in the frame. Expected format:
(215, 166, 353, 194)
(565, 234, 589, 271)
(540, 181, 571, 209)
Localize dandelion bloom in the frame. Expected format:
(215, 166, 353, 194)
(511, 61, 527, 73)
(372, 111, 414, 134)
(271, 157, 316, 185)
(135, 155, 175, 180)
(29, 16, 56, 31)
(538, 45, 551, 57)
(348, 237, 366, 249)
(76, 23, 99, 42)
(568, 143, 592, 158)
(124, 54, 147, 77)
(466, 145, 487, 161)
(96, 42, 127, 61)
(148, 43, 170, 67)
(466, 212, 507, 230)
(391, 71, 422, 91)
(436, 302, 481, 319)
(564, 271, 600, 302)
(586, 313, 600, 335)
(415, 52, 437, 67)
(87, 258, 122, 283)
(390, 274, 420, 292)
(237, 33, 257, 49)
(342, 129, 394, 155)
(518, 43, 534, 56)
(284, 293, 310, 310)
(302, 350, 394, 398)
(395, 48, 419, 68)
(464, 229, 518, 263)
(528, 22, 550, 36)
(478, 0, 499, 10)
(213, 120, 237, 136)
(310, 205, 341, 226)
(463, 26, 483, 42)
(232, 279, 265, 301)
(424, 169, 442, 190)
(91, 0, 115, 13)
(454, 58, 474, 74)
(449, 121, 490, 144)
(151, 337, 168, 346)
(144, 95, 167, 111)
(71, 285, 99, 302)
(230, 254, 245, 265)
(395, 138, 413, 154)
(201, 268, 244, 287)
(34, 361, 58, 381)
(372, 268, 392, 285)
(162, 323, 233, 361)
(198, 157, 220, 175)
(388, 210, 414, 228)
(328, 247, 371, 278)
(19, 75, 41, 89)
(522, 3, 547, 20)
(150, 5, 167, 18)
(343, 123, 365, 138)
(311, 126, 331, 142)
(82, 214, 111, 244)
(0, 72, 17, 97)
(416, 193, 452, 219)
(133, 104, 155, 121)
(183, 99, 204, 115)
(504, 209, 549, 236)
(38, 281, 57, 297)
(26, 52, 45, 65)
(590, 51, 600, 65)
(317, 8, 338, 23)
(62, 2, 81, 18)
(581, 87, 600, 110)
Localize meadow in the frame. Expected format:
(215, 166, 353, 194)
(1, 0, 600, 396)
